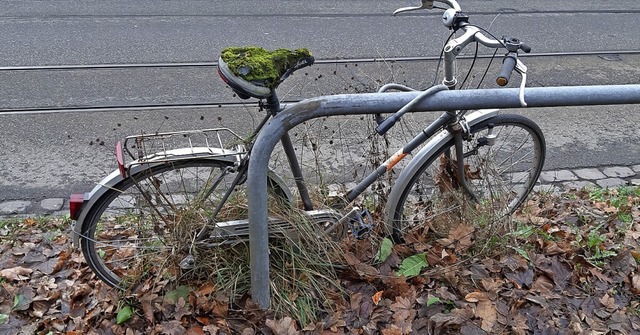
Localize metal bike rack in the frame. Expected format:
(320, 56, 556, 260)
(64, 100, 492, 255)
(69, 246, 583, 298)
(247, 84, 640, 309)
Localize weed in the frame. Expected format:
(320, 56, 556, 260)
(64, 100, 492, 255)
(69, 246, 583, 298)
(629, 301, 640, 317)
(511, 223, 536, 239)
(0, 218, 28, 242)
(61, 214, 72, 226)
(589, 248, 618, 267)
(484, 235, 507, 250)
(586, 227, 605, 250)
(582, 223, 619, 266)
(586, 186, 640, 231)
(618, 212, 633, 224)
(510, 246, 532, 262)
(588, 188, 606, 201)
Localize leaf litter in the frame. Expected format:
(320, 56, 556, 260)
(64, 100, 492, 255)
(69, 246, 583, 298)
(0, 187, 639, 334)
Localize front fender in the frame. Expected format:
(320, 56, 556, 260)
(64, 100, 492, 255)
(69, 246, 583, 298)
(384, 109, 500, 232)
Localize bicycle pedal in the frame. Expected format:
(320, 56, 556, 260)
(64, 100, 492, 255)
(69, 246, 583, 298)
(348, 208, 375, 240)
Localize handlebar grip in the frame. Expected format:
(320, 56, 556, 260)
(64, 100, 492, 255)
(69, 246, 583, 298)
(496, 53, 517, 86)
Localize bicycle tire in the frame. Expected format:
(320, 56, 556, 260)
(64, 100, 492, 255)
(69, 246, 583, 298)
(79, 158, 292, 289)
(388, 113, 545, 238)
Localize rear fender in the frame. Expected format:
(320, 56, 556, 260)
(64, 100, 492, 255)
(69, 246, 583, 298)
(71, 147, 290, 247)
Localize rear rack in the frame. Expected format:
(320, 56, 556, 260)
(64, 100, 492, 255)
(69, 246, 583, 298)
(121, 128, 248, 165)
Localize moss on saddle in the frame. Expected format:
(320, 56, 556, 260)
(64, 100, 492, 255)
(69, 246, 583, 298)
(220, 46, 312, 88)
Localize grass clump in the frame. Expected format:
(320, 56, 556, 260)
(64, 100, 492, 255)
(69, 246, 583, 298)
(182, 207, 345, 325)
(112, 187, 346, 326)
(588, 186, 639, 225)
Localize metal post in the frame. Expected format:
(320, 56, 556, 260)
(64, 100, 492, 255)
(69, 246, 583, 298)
(247, 84, 640, 308)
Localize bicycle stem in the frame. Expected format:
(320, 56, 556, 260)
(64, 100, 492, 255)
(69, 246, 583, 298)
(442, 27, 503, 88)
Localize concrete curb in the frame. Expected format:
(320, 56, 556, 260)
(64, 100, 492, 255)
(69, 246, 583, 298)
(0, 164, 638, 219)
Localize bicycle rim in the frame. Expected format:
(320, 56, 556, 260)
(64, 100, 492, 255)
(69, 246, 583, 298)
(391, 114, 545, 236)
(79, 159, 291, 289)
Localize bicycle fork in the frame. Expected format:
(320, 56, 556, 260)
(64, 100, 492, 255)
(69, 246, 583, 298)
(448, 117, 496, 203)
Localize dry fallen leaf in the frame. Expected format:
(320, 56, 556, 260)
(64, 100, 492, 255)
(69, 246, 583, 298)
(531, 274, 554, 293)
(447, 225, 475, 252)
(154, 320, 187, 335)
(390, 296, 416, 333)
(372, 290, 383, 305)
(381, 325, 403, 335)
(0, 266, 33, 281)
(265, 317, 299, 335)
(632, 274, 640, 294)
(477, 300, 497, 332)
(589, 268, 613, 284)
(511, 313, 530, 335)
(1, 187, 640, 334)
(464, 291, 489, 303)
(202, 324, 220, 335)
(599, 293, 617, 311)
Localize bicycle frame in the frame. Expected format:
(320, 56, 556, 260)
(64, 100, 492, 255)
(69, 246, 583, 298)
(236, 87, 499, 220)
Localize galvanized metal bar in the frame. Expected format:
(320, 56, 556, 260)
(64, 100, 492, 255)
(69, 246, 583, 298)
(247, 84, 640, 308)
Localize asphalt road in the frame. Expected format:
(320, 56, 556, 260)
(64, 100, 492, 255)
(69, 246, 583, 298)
(1, 0, 639, 202)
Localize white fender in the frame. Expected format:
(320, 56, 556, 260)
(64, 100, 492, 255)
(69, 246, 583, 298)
(71, 147, 292, 247)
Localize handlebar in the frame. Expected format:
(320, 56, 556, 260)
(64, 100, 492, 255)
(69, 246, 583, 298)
(497, 53, 517, 86)
(375, 0, 531, 135)
(496, 36, 532, 86)
(519, 43, 532, 54)
(395, 0, 530, 97)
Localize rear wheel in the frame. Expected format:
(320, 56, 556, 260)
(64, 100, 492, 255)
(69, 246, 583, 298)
(79, 159, 292, 290)
(389, 114, 545, 237)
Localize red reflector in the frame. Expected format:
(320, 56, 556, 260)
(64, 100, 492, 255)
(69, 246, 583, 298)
(217, 68, 230, 84)
(116, 141, 126, 178)
(69, 193, 85, 220)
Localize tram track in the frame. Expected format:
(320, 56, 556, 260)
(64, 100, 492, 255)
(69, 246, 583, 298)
(3, 8, 640, 19)
(1, 50, 640, 115)
(2, 50, 640, 72)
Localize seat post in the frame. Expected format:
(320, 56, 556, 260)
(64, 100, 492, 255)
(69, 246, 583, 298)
(264, 92, 315, 210)
(265, 93, 282, 116)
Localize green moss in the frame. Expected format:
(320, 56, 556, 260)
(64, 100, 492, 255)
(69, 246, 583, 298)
(220, 46, 312, 88)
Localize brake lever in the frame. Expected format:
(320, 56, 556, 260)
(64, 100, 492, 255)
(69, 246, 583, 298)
(515, 59, 528, 107)
(393, 0, 434, 15)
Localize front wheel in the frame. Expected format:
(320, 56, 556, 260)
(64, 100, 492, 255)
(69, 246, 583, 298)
(388, 114, 546, 237)
(78, 158, 292, 290)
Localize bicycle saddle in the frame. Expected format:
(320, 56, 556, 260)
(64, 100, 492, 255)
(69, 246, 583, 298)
(218, 46, 315, 99)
